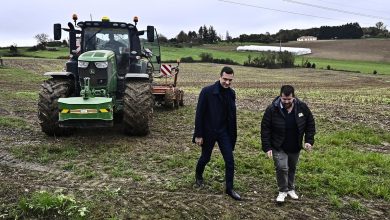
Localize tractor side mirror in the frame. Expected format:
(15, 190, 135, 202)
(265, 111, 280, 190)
(54, 23, 62, 40)
(147, 26, 155, 42)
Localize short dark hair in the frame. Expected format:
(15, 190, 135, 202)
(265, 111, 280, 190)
(280, 85, 295, 97)
(220, 66, 234, 76)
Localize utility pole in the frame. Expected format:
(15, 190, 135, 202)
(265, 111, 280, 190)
(279, 39, 282, 52)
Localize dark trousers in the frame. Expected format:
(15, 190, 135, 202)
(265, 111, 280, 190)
(195, 131, 235, 190)
(272, 150, 300, 192)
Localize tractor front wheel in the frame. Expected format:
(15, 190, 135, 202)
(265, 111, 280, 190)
(123, 80, 153, 135)
(38, 78, 74, 136)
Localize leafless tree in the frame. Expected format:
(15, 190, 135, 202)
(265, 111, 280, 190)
(34, 33, 49, 46)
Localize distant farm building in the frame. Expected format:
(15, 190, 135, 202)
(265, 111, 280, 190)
(297, 36, 317, 41)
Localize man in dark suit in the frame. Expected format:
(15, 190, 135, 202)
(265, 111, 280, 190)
(261, 85, 316, 203)
(193, 66, 241, 201)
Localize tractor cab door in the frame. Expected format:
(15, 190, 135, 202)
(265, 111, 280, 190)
(141, 27, 161, 77)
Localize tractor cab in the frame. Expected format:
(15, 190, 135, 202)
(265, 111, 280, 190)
(74, 17, 161, 76)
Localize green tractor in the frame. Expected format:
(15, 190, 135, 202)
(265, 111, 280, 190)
(38, 15, 161, 136)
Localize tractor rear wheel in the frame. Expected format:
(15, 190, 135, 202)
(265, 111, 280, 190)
(38, 78, 74, 136)
(123, 80, 153, 135)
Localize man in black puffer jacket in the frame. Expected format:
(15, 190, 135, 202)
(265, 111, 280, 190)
(261, 85, 316, 203)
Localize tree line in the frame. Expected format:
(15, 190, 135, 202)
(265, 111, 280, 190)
(159, 25, 220, 45)
(163, 22, 389, 45)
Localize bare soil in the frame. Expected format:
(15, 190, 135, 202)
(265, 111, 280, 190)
(278, 39, 390, 62)
(0, 59, 389, 219)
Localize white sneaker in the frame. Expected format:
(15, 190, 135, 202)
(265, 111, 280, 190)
(276, 192, 287, 202)
(287, 190, 299, 200)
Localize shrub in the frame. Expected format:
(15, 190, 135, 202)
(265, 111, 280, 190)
(199, 52, 213, 62)
(306, 62, 312, 68)
(373, 70, 377, 74)
(327, 65, 331, 70)
(278, 51, 295, 68)
(47, 47, 59, 51)
(213, 58, 240, 65)
(46, 41, 63, 47)
(180, 56, 194, 63)
(311, 63, 316, 68)
(243, 51, 295, 69)
(36, 43, 46, 50)
(27, 46, 38, 51)
(9, 44, 18, 55)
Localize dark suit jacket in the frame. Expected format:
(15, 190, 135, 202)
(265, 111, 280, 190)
(193, 81, 237, 149)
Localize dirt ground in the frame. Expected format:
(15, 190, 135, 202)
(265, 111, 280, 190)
(280, 39, 390, 62)
(1, 59, 389, 219)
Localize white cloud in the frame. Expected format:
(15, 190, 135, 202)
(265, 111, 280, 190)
(0, 0, 388, 46)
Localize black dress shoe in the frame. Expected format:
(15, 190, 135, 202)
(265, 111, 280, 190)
(226, 189, 242, 201)
(195, 178, 204, 187)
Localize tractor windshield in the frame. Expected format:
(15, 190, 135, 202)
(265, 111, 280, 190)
(83, 28, 130, 55)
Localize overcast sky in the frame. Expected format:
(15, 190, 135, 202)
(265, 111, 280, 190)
(1, 0, 389, 46)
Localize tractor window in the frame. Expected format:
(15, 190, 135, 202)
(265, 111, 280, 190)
(83, 28, 130, 55)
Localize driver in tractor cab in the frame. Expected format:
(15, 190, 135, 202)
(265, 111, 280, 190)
(104, 33, 125, 55)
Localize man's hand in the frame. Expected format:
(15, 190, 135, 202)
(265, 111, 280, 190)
(195, 137, 203, 146)
(304, 143, 313, 151)
(266, 150, 273, 158)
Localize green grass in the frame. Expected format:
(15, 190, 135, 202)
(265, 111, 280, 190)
(2, 44, 390, 74)
(11, 143, 81, 164)
(0, 66, 46, 83)
(161, 45, 390, 75)
(297, 125, 390, 200)
(0, 116, 31, 129)
(0, 47, 69, 59)
(161, 45, 260, 64)
(298, 57, 390, 74)
(233, 109, 390, 201)
(16, 190, 88, 219)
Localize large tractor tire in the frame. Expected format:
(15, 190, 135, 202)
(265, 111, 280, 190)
(123, 80, 153, 136)
(38, 78, 74, 136)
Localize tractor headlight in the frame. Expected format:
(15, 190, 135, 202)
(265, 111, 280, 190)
(78, 61, 89, 68)
(95, 61, 108, 68)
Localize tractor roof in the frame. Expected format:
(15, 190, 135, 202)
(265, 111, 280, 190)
(77, 21, 135, 29)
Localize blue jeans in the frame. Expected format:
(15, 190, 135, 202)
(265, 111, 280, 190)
(272, 150, 300, 192)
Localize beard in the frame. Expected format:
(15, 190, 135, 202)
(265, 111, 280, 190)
(283, 102, 292, 109)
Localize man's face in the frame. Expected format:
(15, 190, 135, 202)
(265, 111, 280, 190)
(281, 93, 294, 109)
(219, 72, 234, 88)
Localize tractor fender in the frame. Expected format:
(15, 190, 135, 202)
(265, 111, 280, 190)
(124, 73, 149, 80)
(44, 72, 74, 78)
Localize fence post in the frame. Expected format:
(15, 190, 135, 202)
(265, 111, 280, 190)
(0, 57, 3, 67)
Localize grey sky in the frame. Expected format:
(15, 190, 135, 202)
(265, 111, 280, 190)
(1, 0, 389, 46)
